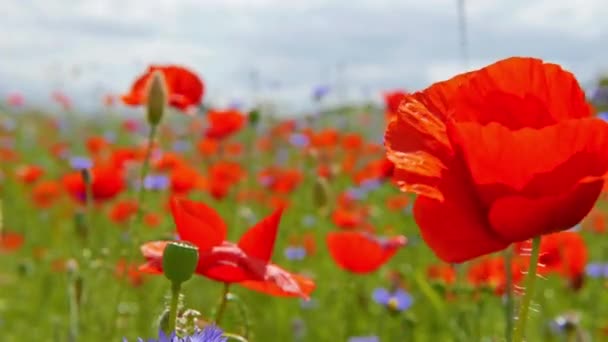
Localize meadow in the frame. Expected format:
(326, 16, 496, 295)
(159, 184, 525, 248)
(2, 61, 608, 342)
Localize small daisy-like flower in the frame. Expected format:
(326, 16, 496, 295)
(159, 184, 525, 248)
(372, 287, 413, 312)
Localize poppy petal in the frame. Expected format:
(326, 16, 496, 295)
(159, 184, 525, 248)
(170, 197, 226, 251)
(488, 180, 603, 242)
(326, 231, 406, 273)
(238, 207, 284, 262)
(454, 119, 608, 202)
(239, 264, 316, 299)
(384, 96, 454, 201)
(413, 168, 509, 263)
(452, 57, 591, 128)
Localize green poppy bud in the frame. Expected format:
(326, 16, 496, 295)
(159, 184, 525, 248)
(147, 71, 167, 126)
(162, 242, 199, 284)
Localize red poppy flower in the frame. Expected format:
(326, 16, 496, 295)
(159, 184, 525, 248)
(140, 197, 315, 299)
(0, 231, 24, 254)
(121, 65, 204, 112)
(516, 231, 587, 288)
(15, 165, 44, 184)
(86, 136, 109, 156)
(467, 256, 526, 295)
(205, 109, 246, 140)
(31, 180, 62, 208)
(63, 166, 124, 202)
(109, 200, 139, 224)
(427, 264, 457, 285)
(385, 57, 608, 263)
(326, 231, 406, 274)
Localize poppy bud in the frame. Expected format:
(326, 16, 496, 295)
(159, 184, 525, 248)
(147, 71, 167, 126)
(248, 108, 260, 127)
(162, 242, 198, 284)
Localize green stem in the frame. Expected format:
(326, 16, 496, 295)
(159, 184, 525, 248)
(504, 246, 514, 342)
(215, 283, 231, 325)
(106, 123, 159, 340)
(167, 281, 181, 335)
(134, 124, 158, 223)
(513, 236, 542, 342)
(68, 274, 80, 341)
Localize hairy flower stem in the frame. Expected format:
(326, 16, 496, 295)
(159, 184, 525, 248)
(513, 236, 542, 342)
(167, 282, 181, 335)
(503, 246, 514, 342)
(215, 283, 231, 325)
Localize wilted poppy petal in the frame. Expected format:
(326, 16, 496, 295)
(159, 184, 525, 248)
(413, 168, 509, 263)
(170, 197, 226, 251)
(488, 180, 603, 242)
(238, 207, 283, 262)
(326, 231, 406, 274)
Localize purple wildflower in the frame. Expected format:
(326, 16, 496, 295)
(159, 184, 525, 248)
(345, 187, 366, 201)
(127, 325, 227, 342)
(585, 263, 608, 278)
(301, 215, 316, 228)
(144, 174, 170, 191)
(312, 85, 330, 101)
(288, 133, 310, 148)
(172, 140, 191, 152)
(598, 112, 608, 122)
(591, 86, 608, 106)
(284, 246, 307, 261)
(69, 156, 93, 170)
(347, 336, 380, 342)
(372, 288, 413, 312)
(360, 179, 382, 192)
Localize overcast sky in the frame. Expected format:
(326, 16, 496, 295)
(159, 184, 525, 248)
(2, 0, 607, 113)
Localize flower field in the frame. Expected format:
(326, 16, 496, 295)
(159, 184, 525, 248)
(2, 58, 608, 342)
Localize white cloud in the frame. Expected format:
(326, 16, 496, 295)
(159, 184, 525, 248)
(1, 0, 607, 113)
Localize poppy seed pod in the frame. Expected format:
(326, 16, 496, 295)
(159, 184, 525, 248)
(147, 71, 167, 126)
(162, 242, 199, 284)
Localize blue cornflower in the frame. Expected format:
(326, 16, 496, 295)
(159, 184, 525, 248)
(359, 179, 382, 192)
(372, 288, 413, 312)
(69, 156, 92, 170)
(312, 85, 330, 101)
(585, 263, 608, 278)
(288, 133, 310, 148)
(347, 336, 379, 342)
(172, 140, 191, 152)
(301, 215, 316, 228)
(127, 325, 227, 342)
(345, 187, 366, 201)
(591, 86, 608, 106)
(598, 112, 608, 122)
(144, 174, 170, 191)
(284, 246, 307, 261)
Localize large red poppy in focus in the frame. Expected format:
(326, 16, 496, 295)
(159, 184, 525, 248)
(140, 197, 315, 299)
(122, 65, 204, 112)
(385, 57, 608, 263)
